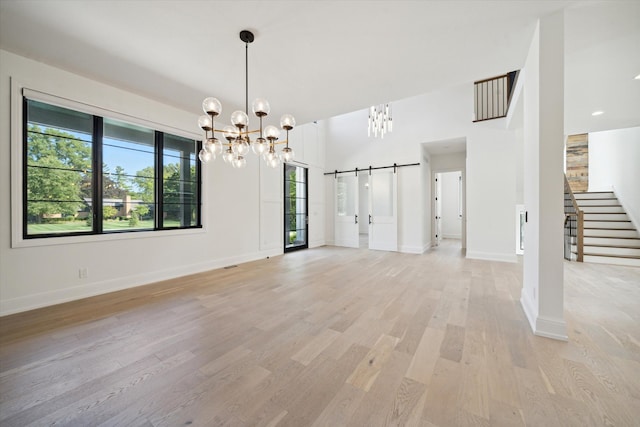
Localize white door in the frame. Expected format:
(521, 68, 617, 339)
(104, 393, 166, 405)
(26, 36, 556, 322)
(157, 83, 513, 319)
(368, 168, 398, 251)
(334, 175, 359, 248)
(435, 174, 442, 246)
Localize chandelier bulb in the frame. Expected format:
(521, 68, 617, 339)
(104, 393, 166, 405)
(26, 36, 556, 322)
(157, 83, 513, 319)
(202, 97, 222, 116)
(198, 148, 213, 163)
(252, 98, 270, 117)
(233, 155, 247, 169)
(198, 115, 213, 131)
(209, 138, 224, 156)
(264, 125, 280, 140)
(222, 148, 234, 164)
(268, 156, 280, 168)
(223, 125, 239, 141)
(231, 110, 249, 129)
(280, 147, 294, 163)
(233, 140, 250, 156)
(280, 114, 296, 130)
(252, 137, 268, 155)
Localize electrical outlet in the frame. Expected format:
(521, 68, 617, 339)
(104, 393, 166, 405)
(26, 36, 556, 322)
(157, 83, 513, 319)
(79, 267, 88, 279)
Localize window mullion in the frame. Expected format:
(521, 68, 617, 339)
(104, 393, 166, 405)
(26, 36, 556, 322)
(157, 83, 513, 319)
(22, 97, 29, 239)
(196, 140, 203, 228)
(156, 131, 163, 230)
(94, 116, 103, 234)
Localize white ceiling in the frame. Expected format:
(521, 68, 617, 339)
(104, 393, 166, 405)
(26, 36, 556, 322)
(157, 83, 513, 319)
(1, 1, 638, 133)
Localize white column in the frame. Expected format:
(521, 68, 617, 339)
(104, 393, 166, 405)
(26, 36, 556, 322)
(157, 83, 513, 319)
(521, 11, 567, 341)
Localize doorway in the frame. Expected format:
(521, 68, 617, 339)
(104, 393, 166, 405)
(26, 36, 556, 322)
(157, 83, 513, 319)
(284, 164, 308, 252)
(434, 171, 463, 247)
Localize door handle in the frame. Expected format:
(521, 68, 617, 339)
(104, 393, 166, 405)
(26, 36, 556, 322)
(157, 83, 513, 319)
(369, 214, 372, 225)
(355, 214, 358, 224)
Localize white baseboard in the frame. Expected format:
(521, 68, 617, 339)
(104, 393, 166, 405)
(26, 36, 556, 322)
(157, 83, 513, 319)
(535, 315, 568, 341)
(466, 250, 517, 263)
(520, 293, 568, 341)
(520, 291, 537, 333)
(399, 245, 422, 254)
(309, 239, 326, 249)
(0, 249, 280, 316)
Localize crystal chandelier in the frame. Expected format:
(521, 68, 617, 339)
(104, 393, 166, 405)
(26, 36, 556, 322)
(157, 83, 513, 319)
(368, 103, 392, 138)
(198, 30, 295, 169)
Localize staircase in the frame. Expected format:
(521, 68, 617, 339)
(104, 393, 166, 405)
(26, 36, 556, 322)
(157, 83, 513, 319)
(573, 191, 640, 267)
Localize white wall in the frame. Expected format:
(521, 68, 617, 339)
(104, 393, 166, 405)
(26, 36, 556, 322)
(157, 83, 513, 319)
(588, 126, 640, 230)
(397, 166, 424, 253)
(440, 171, 462, 239)
(0, 50, 325, 315)
(288, 121, 327, 248)
(325, 83, 516, 261)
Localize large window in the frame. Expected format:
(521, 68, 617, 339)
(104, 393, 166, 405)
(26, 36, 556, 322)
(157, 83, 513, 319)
(24, 97, 201, 238)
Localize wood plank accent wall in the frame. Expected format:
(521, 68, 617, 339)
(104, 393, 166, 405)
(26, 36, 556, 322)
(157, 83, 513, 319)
(566, 133, 589, 192)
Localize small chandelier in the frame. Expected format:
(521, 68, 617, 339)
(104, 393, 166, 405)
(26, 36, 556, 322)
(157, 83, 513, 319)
(368, 103, 392, 138)
(198, 30, 295, 169)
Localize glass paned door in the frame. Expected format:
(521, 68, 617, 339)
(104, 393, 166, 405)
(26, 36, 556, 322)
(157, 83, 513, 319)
(284, 164, 308, 252)
(334, 174, 359, 248)
(369, 169, 398, 251)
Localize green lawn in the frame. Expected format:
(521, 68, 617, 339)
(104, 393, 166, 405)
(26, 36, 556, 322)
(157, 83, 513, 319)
(27, 219, 181, 234)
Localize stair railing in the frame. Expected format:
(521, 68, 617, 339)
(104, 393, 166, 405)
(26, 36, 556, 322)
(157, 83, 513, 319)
(473, 70, 519, 122)
(564, 174, 584, 262)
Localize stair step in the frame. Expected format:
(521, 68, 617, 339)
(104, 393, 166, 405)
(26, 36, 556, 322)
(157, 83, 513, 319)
(584, 228, 640, 238)
(584, 220, 635, 229)
(583, 254, 640, 268)
(574, 245, 640, 257)
(576, 198, 620, 206)
(584, 236, 640, 247)
(583, 213, 629, 221)
(579, 205, 624, 213)
(574, 192, 615, 200)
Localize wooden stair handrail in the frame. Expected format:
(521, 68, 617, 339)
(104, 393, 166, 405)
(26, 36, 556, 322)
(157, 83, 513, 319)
(564, 174, 584, 262)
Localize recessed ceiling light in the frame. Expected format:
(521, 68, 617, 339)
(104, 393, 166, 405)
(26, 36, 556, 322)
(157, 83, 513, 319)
(592, 111, 604, 116)
(635, 74, 640, 80)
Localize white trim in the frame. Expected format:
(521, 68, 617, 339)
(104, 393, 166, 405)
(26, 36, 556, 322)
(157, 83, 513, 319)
(0, 248, 281, 316)
(308, 240, 325, 249)
(534, 316, 568, 341)
(10, 78, 204, 249)
(442, 234, 461, 239)
(520, 294, 568, 341)
(614, 186, 640, 234)
(10, 78, 23, 249)
(399, 245, 424, 254)
(515, 204, 525, 255)
(12, 227, 206, 249)
(520, 291, 537, 333)
(21, 87, 200, 141)
(466, 250, 517, 263)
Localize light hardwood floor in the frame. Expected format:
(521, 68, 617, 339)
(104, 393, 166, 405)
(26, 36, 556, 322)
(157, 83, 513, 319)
(1, 240, 639, 426)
